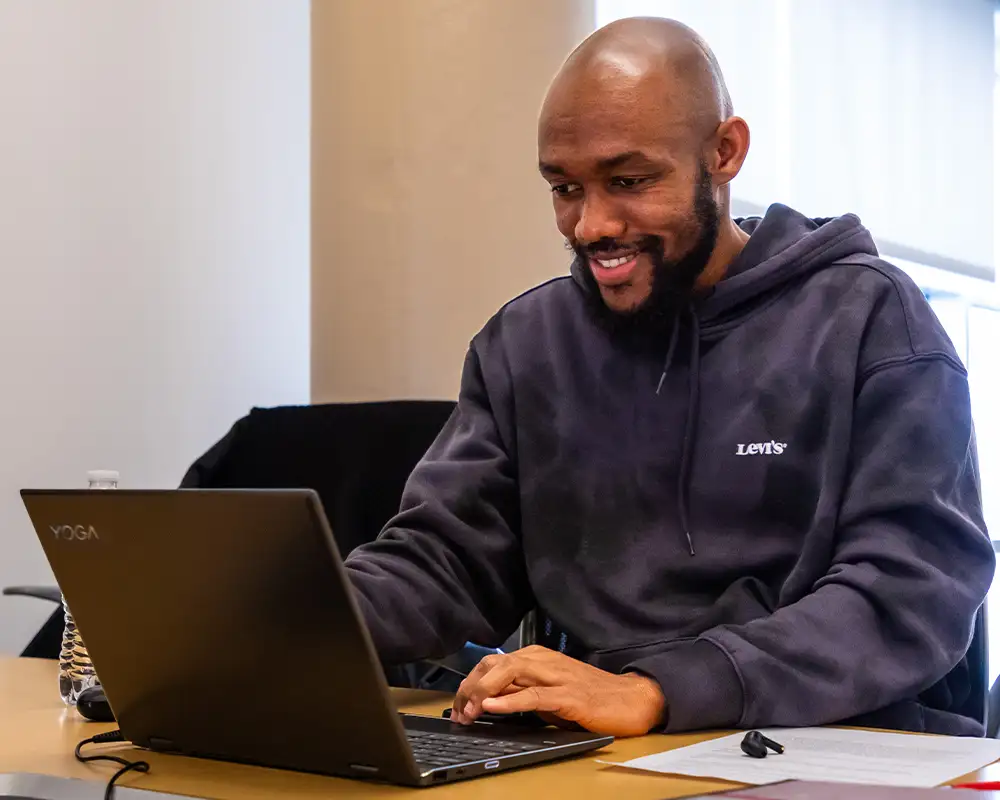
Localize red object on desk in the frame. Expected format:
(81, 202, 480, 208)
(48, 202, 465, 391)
(952, 783, 1000, 790)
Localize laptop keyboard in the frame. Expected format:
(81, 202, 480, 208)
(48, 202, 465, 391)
(406, 729, 543, 768)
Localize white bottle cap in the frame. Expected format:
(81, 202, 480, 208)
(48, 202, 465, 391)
(86, 470, 120, 483)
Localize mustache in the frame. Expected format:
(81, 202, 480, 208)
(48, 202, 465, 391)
(567, 235, 664, 258)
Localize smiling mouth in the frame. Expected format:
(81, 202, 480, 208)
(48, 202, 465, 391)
(593, 254, 637, 268)
(588, 250, 641, 286)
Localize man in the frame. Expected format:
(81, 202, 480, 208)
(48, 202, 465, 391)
(344, 17, 994, 736)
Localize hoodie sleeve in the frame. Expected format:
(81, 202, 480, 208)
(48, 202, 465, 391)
(344, 344, 533, 665)
(626, 355, 995, 732)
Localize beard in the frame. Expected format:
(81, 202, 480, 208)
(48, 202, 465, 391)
(572, 161, 720, 342)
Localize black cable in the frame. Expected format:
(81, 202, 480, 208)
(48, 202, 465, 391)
(74, 729, 150, 799)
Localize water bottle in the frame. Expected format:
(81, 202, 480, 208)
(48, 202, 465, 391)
(58, 469, 118, 705)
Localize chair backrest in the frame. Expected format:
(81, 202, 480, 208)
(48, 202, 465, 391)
(988, 668, 1000, 737)
(10, 402, 456, 665)
(180, 400, 457, 555)
(18, 606, 64, 659)
(963, 604, 989, 726)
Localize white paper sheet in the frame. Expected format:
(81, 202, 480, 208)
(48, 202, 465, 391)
(606, 727, 1000, 787)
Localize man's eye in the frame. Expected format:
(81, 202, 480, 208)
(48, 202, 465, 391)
(610, 176, 648, 189)
(551, 183, 581, 197)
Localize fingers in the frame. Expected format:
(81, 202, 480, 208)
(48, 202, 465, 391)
(448, 650, 664, 738)
(481, 685, 572, 716)
(451, 653, 507, 722)
(451, 649, 565, 724)
(453, 662, 516, 723)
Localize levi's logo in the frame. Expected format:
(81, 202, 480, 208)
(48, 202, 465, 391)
(736, 441, 787, 456)
(50, 524, 99, 541)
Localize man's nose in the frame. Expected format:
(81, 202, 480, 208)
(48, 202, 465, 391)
(574, 192, 626, 244)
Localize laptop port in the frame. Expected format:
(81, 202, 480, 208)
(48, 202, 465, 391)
(433, 771, 447, 782)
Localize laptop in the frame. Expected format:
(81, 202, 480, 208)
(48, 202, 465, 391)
(20, 489, 613, 786)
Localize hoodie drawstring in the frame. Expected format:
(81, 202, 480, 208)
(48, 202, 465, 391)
(677, 308, 700, 556)
(655, 306, 700, 557)
(655, 314, 681, 396)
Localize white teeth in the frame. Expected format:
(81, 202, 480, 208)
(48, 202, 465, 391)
(595, 255, 634, 268)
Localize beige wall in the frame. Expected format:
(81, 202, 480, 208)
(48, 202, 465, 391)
(312, 0, 595, 402)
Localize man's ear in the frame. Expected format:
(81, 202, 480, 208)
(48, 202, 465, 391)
(709, 116, 750, 187)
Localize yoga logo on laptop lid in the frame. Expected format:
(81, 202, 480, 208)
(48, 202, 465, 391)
(50, 524, 100, 542)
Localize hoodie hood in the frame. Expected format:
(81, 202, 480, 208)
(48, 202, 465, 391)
(570, 203, 879, 328)
(702, 204, 879, 324)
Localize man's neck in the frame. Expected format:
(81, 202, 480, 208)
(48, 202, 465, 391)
(695, 216, 750, 291)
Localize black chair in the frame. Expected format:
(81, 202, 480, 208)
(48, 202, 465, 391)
(177, 401, 457, 556)
(6, 401, 497, 687)
(989, 674, 1000, 738)
(953, 605, 989, 731)
(178, 399, 492, 689)
(2, 585, 63, 658)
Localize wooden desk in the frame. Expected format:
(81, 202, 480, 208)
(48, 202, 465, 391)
(1, 658, 997, 799)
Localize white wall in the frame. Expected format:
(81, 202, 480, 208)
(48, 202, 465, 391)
(0, 1, 311, 654)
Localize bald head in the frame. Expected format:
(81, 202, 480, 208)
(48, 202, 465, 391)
(537, 17, 749, 319)
(543, 17, 733, 147)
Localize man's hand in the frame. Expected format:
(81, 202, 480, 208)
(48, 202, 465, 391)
(450, 645, 666, 737)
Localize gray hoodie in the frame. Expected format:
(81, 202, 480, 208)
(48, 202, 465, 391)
(345, 203, 995, 735)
